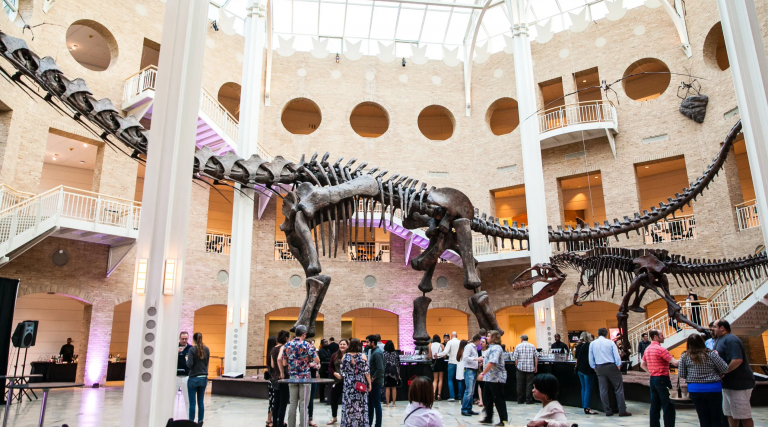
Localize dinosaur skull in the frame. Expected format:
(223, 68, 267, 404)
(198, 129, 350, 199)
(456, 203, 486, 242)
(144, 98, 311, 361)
(510, 263, 567, 307)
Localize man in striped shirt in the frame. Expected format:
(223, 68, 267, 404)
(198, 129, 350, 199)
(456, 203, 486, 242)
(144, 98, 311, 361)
(641, 329, 679, 427)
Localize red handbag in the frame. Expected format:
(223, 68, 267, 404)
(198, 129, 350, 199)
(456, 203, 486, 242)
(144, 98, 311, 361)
(354, 381, 368, 392)
(407, 375, 418, 386)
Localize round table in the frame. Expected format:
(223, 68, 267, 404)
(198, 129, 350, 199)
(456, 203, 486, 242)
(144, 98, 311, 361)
(0, 374, 44, 403)
(2, 382, 83, 427)
(278, 378, 335, 427)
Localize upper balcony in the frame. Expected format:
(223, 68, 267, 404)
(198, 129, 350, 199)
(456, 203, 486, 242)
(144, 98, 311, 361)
(122, 66, 240, 155)
(736, 200, 760, 231)
(538, 101, 618, 152)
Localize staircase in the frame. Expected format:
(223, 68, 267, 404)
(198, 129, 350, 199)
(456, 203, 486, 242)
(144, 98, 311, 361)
(0, 185, 141, 274)
(628, 274, 768, 365)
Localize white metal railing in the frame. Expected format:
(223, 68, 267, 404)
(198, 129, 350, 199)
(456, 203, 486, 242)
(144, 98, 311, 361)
(472, 233, 525, 257)
(348, 242, 390, 262)
(627, 274, 766, 358)
(206, 230, 231, 255)
(200, 87, 239, 144)
(736, 200, 760, 231)
(643, 214, 697, 244)
(0, 186, 141, 251)
(538, 100, 616, 134)
(0, 184, 34, 212)
(274, 241, 297, 261)
(122, 66, 158, 102)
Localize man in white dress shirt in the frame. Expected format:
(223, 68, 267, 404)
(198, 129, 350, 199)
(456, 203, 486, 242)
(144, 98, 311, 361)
(438, 331, 461, 401)
(589, 328, 632, 417)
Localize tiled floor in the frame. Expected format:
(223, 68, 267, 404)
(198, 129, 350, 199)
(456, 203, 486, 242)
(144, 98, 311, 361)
(2, 383, 768, 427)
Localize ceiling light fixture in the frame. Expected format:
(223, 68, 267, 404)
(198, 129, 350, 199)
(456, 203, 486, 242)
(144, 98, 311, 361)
(595, 176, 599, 178)
(80, 161, 85, 164)
(645, 166, 650, 168)
(83, 143, 87, 147)
(70, 45, 77, 51)
(583, 79, 587, 82)
(52, 157, 56, 160)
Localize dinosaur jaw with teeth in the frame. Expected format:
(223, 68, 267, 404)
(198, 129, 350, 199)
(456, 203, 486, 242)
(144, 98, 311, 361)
(511, 263, 567, 308)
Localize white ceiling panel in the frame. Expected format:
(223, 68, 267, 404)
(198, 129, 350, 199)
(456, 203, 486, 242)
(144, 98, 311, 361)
(293, 1, 319, 34)
(419, 11, 451, 43)
(344, 5, 374, 38)
(319, 2, 346, 36)
(369, 6, 399, 40)
(395, 8, 426, 41)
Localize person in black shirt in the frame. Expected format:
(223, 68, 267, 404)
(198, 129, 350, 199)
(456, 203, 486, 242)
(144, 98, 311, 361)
(176, 331, 192, 416)
(59, 338, 75, 363)
(550, 334, 569, 353)
(713, 319, 755, 426)
(326, 337, 339, 356)
(317, 339, 331, 403)
(638, 333, 651, 359)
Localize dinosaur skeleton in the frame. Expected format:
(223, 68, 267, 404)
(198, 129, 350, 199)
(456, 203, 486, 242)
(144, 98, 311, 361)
(512, 248, 768, 359)
(0, 30, 747, 347)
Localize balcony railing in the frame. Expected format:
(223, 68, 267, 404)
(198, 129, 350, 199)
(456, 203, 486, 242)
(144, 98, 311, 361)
(0, 184, 34, 212)
(348, 242, 390, 262)
(206, 230, 231, 255)
(538, 100, 616, 134)
(122, 66, 158, 102)
(643, 214, 697, 244)
(274, 241, 297, 261)
(736, 200, 760, 231)
(200, 87, 239, 144)
(552, 238, 609, 253)
(472, 233, 525, 257)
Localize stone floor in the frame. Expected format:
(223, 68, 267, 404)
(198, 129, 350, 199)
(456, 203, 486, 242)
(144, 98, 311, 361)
(2, 382, 768, 427)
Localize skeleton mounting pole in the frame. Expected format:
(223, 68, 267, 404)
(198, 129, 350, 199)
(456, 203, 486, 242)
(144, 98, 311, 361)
(716, 0, 768, 248)
(120, 1, 208, 426)
(224, 0, 268, 375)
(506, 0, 555, 348)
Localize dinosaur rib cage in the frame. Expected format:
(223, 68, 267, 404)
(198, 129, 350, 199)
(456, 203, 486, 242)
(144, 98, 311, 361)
(551, 247, 768, 299)
(0, 29, 743, 246)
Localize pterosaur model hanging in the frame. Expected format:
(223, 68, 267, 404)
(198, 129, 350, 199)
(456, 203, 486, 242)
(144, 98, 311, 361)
(510, 248, 768, 359)
(0, 30, 749, 352)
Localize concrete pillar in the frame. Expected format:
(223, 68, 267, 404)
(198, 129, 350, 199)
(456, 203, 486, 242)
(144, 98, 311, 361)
(81, 302, 115, 386)
(716, 0, 768, 247)
(224, 0, 267, 375)
(120, 1, 208, 426)
(505, 0, 555, 349)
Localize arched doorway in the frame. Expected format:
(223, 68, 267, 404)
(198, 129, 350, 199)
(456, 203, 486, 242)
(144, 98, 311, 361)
(341, 308, 398, 348)
(495, 306, 536, 351)
(563, 301, 620, 339)
(193, 305, 227, 377)
(644, 296, 689, 359)
(10, 293, 89, 376)
(110, 301, 131, 359)
(426, 308, 468, 341)
(265, 308, 325, 357)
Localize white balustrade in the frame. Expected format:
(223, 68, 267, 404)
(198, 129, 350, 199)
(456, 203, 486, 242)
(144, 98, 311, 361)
(643, 214, 697, 244)
(538, 101, 616, 134)
(472, 233, 525, 256)
(552, 238, 609, 253)
(199, 88, 239, 144)
(348, 242, 390, 262)
(122, 66, 158, 102)
(205, 230, 231, 255)
(274, 241, 297, 261)
(0, 184, 34, 212)
(736, 200, 760, 231)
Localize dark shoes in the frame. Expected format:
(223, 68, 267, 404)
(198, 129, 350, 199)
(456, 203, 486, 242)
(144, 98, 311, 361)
(469, 411, 480, 415)
(461, 412, 472, 416)
(479, 418, 494, 425)
(605, 413, 614, 417)
(619, 412, 633, 417)
(584, 408, 598, 415)
(525, 400, 535, 404)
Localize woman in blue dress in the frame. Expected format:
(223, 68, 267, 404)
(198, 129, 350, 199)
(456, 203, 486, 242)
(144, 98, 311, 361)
(341, 338, 371, 427)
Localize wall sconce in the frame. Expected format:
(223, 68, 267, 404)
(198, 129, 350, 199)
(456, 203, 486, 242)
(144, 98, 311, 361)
(163, 259, 177, 295)
(240, 307, 247, 324)
(538, 307, 545, 323)
(135, 259, 148, 295)
(550, 307, 556, 324)
(227, 307, 234, 324)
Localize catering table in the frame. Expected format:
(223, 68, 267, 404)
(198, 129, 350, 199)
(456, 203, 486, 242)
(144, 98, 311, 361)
(2, 382, 83, 427)
(29, 362, 77, 383)
(107, 362, 127, 381)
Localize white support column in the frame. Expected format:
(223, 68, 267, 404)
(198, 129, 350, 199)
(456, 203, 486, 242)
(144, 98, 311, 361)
(120, 1, 208, 426)
(505, 0, 555, 348)
(716, 0, 768, 248)
(224, 0, 267, 375)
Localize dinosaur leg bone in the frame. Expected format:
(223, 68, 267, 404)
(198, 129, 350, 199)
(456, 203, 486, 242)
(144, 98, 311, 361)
(468, 291, 503, 335)
(282, 195, 321, 276)
(293, 275, 331, 337)
(454, 218, 481, 290)
(413, 295, 432, 349)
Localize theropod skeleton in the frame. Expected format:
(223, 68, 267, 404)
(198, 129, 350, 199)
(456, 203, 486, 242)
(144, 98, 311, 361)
(511, 248, 768, 359)
(0, 30, 748, 347)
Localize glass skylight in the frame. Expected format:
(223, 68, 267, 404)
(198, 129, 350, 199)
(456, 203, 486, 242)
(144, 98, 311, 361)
(208, 0, 648, 61)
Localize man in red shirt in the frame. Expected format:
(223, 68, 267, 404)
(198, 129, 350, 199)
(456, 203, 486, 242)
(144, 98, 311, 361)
(641, 329, 679, 427)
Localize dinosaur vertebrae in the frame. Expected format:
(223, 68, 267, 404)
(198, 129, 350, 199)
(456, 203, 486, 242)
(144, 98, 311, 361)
(551, 247, 768, 299)
(0, 29, 743, 246)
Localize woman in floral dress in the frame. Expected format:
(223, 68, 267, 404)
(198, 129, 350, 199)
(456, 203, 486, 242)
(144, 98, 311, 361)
(341, 338, 371, 427)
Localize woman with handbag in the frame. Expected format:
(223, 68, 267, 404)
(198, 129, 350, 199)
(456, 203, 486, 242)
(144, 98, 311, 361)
(340, 338, 371, 427)
(326, 339, 348, 425)
(678, 334, 728, 427)
(427, 335, 446, 400)
(574, 332, 598, 415)
(383, 340, 401, 407)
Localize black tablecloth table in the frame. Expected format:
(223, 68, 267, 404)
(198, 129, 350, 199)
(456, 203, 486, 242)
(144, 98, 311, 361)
(278, 378, 334, 427)
(107, 362, 126, 381)
(29, 362, 77, 382)
(3, 382, 83, 427)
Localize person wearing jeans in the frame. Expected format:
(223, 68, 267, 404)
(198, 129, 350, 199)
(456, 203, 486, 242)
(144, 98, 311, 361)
(186, 332, 210, 426)
(574, 332, 597, 415)
(460, 334, 482, 416)
(366, 335, 385, 427)
(438, 331, 461, 401)
(641, 329, 678, 427)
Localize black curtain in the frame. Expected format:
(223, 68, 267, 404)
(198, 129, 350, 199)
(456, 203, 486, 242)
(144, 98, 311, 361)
(0, 277, 20, 404)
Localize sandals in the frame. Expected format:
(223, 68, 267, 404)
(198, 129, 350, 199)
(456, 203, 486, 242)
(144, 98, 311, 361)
(584, 408, 598, 415)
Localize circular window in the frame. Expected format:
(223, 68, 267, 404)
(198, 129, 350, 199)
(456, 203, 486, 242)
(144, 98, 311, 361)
(51, 249, 69, 267)
(66, 20, 119, 71)
(289, 275, 303, 288)
(486, 98, 519, 136)
(218, 83, 242, 121)
(418, 105, 455, 141)
(704, 23, 729, 71)
(350, 102, 389, 138)
(3, 0, 31, 27)
(436, 276, 449, 289)
(622, 58, 671, 102)
(281, 98, 321, 135)
(216, 270, 229, 284)
(364, 275, 377, 288)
